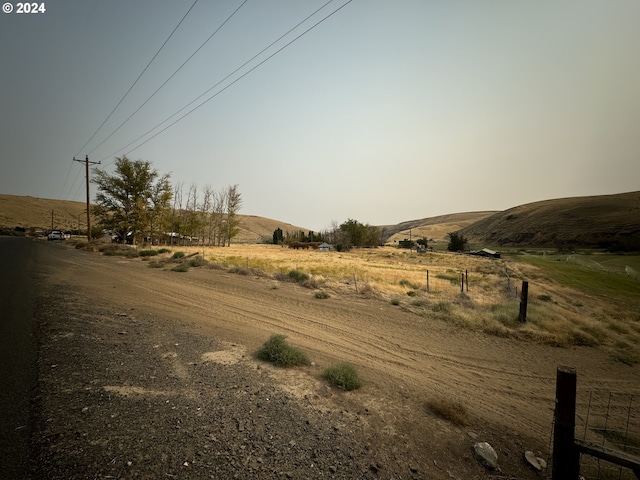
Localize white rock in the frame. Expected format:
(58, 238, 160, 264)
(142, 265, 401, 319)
(474, 442, 498, 469)
(525, 451, 542, 472)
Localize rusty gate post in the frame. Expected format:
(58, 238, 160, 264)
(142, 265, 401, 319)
(552, 365, 580, 480)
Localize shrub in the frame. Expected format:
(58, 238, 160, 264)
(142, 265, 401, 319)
(537, 294, 553, 302)
(188, 256, 205, 267)
(390, 298, 400, 306)
(171, 264, 189, 272)
(432, 302, 452, 313)
(288, 270, 309, 283)
(255, 334, 310, 367)
(322, 362, 362, 391)
(148, 261, 164, 268)
(157, 248, 171, 254)
(406, 290, 417, 297)
(426, 397, 469, 426)
(139, 249, 160, 257)
(172, 251, 186, 259)
(315, 290, 330, 299)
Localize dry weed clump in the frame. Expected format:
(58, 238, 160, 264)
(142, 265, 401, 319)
(426, 397, 469, 426)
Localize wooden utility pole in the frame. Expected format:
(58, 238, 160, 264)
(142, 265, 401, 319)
(73, 155, 100, 241)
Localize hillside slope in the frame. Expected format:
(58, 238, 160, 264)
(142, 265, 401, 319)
(460, 191, 640, 249)
(381, 211, 497, 244)
(0, 194, 308, 243)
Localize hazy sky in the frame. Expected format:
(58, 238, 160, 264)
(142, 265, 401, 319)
(1, 1, 639, 231)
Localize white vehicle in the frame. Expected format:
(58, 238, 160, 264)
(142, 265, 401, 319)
(47, 230, 65, 241)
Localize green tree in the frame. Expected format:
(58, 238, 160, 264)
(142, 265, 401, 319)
(224, 184, 242, 246)
(447, 231, 469, 252)
(337, 219, 381, 248)
(92, 156, 169, 245)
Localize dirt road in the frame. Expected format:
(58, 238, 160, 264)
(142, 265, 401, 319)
(20, 241, 640, 478)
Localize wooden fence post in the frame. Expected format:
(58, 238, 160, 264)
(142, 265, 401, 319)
(519, 280, 529, 322)
(552, 365, 580, 480)
(426, 270, 430, 293)
(460, 273, 464, 294)
(465, 269, 469, 293)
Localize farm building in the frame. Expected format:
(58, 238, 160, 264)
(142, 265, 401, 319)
(469, 248, 501, 259)
(318, 242, 332, 251)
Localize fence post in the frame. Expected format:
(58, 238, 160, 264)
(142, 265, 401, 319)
(460, 273, 464, 294)
(465, 269, 469, 293)
(519, 280, 529, 322)
(426, 270, 430, 293)
(552, 365, 580, 480)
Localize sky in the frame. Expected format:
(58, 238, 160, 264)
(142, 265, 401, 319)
(1, 1, 639, 232)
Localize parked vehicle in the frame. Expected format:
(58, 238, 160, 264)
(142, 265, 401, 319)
(47, 230, 65, 241)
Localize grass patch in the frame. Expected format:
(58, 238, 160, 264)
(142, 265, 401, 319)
(157, 248, 171, 254)
(611, 341, 639, 366)
(172, 251, 186, 259)
(188, 256, 205, 267)
(426, 397, 469, 426)
(255, 334, 311, 367)
(314, 290, 330, 299)
(138, 249, 160, 257)
(148, 261, 164, 268)
(432, 302, 452, 313)
(399, 279, 420, 290)
(322, 362, 362, 391)
(390, 298, 401, 306)
(288, 269, 309, 283)
(171, 264, 189, 272)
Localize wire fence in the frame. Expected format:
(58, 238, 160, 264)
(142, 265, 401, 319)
(576, 391, 640, 480)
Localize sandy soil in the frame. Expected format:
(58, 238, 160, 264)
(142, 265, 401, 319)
(31, 242, 640, 479)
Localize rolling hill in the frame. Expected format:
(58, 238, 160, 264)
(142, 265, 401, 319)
(380, 211, 497, 244)
(3, 191, 639, 249)
(459, 191, 640, 250)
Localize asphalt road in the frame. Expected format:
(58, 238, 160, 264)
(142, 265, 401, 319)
(0, 237, 43, 479)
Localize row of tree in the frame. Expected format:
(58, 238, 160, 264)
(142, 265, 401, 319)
(92, 156, 242, 246)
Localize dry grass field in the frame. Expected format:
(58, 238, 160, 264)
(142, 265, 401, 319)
(129, 242, 640, 365)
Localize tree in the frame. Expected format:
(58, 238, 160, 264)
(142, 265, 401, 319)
(447, 231, 469, 252)
(336, 219, 381, 249)
(416, 237, 428, 248)
(146, 172, 172, 245)
(92, 156, 169, 245)
(224, 184, 242, 246)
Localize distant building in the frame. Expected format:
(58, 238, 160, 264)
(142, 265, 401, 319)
(469, 248, 500, 259)
(318, 242, 332, 251)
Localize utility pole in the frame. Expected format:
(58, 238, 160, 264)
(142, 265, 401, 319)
(73, 155, 100, 241)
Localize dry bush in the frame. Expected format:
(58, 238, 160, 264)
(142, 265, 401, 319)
(426, 397, 469, 426)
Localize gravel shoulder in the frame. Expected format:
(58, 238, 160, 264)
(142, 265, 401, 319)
(28, 242, 640, 479)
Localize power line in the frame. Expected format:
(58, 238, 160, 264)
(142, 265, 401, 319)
(99, 0, 335, 165)
(100, 0, 351, 165)
(86, 0, 248, 157)
(74, 0, 199, 158)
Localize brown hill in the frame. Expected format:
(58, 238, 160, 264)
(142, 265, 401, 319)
(0, 194, 308, 243)
(460, 191, 640, 250)
(381, 211, 497, 244)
